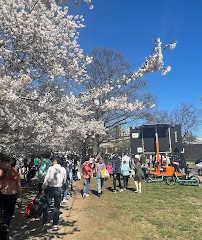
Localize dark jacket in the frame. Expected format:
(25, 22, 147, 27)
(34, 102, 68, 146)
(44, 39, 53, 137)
(179, 156, 186, 169)
(113, 156, 121, 174)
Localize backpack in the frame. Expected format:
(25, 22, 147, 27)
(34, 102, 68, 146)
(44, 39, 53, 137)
(24, 194, 44, 219)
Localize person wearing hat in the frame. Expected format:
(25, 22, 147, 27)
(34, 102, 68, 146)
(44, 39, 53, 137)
(41, 156, 66, 231)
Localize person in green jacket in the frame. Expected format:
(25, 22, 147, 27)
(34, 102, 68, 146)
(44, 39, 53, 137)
(38, 153, 52, 193)
(134, 158, 145, 193)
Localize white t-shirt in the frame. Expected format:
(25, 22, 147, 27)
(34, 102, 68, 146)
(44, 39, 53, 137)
(122, 155, 130, 166)
(42, 164, 67, 189)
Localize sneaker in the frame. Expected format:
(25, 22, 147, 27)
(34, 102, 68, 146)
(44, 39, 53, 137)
(86, 194, 89, 197)
(135, 190, 139, 193)
(83, 193, 86, 198)
(113, 190, 116, 193)
(52, 225, 59, 231)
(124, 187, 126, 190)
(62, 198, 68, 204)
(119, 189, 123, 192)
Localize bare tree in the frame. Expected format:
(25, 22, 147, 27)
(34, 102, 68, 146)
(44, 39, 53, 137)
(150, 103, 201, 142)
(83, 47, 156, 153)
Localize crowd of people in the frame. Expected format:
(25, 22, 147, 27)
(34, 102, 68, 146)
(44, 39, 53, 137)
(0, 151, 187, 239)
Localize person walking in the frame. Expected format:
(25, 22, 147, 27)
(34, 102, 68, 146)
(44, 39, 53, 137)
(38, 153, 52, 194)
(113, 154, 123, 193)
(0, 157, 22, 232)
(121, 160, 130, 190)
(41, 156, 66, 231)
(0, 153, 11, 240)
(95, 157, 105, 197)
(134, 158, 145, 193)
(82, 158, 93, 198)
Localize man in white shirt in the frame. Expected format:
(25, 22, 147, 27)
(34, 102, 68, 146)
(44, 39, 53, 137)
(42, 156, 66, 231)
(122, 153, 130, 167)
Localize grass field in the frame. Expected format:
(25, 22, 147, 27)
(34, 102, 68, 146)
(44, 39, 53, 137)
(73, 178, 202, 240)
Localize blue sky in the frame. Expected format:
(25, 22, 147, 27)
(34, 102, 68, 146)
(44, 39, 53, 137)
(66, 0, 202, 136)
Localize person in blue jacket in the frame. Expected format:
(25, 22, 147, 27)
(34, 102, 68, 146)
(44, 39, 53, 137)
(112, 154, 123, 193)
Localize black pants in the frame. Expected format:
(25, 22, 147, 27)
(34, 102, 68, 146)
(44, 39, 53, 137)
(38, 183, 43, 194)
(123, 176, 129, 188)
(1, 193, 17, 226)
(113, 173, 122, 190)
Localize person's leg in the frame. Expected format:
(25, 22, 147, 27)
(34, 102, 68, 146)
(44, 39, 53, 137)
(134, 181, 139, 192)
(123, 176, 126, 188)
(86, 178, 90, 194)
(53, 187, 62, 226)
(113, 174, 116, 191)
(117, 173, 122, 189)
(38, 182, 43, 194)
(83, 178, 87, 195)
(74, 170, 78, 181)
(42, 187, 54, 225)
(126, 176, 129, 188)
(96, 173, 101, 194)
(3, 194, 17, 226)
(101, 178, 104, 192)
(138, 181, 142, 193)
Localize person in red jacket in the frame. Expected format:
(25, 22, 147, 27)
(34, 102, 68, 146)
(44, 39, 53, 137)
(82, 158, 93, 198)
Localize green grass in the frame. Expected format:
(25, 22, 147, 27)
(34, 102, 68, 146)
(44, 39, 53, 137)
(83, 178, 202, 240)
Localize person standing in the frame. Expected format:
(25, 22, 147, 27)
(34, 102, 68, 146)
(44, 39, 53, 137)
(122, 153, 130, 167)
(38, 153, 52, 194)
(113, 154, 123, 193)
(179, 153, 186, 173)
(95, 157, 105, 197)
(134, 158, 145, 193)
(106, 161, 113, 180)
(82, 158, 93, 198)
(121, 160, 130, 190)
(42, 156, 66, 231)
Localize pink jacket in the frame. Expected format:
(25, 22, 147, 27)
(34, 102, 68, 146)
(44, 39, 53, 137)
(106, 165, 112, 174)
(82, 161, 93, 178)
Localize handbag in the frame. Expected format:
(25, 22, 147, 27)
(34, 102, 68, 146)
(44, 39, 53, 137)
(101, 169, 109, 178)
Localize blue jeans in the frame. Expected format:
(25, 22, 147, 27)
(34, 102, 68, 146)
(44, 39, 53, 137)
(96, 172, 104, 193)
(74, 170, 78, 181)
(83, 178, 90, 194)
(42, 187, 61, 225)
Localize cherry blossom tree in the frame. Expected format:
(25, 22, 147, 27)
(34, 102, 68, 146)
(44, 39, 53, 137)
(0, 0, 177, 156)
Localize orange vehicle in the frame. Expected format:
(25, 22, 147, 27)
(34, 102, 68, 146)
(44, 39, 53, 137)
(149, 131, 185, 179)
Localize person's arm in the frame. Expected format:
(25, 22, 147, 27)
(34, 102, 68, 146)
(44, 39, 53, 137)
(16, 176, 22, 199)
(62, 168, 67, 185)
(42, 168, 51, 190)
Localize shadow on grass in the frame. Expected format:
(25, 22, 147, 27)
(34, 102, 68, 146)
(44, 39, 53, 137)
(106, 187, 114, 192)
(127, 187, 136, 192)
(90, 190, 99, 196)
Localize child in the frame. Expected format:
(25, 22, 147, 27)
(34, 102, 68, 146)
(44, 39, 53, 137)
(106, 161, 113, 180)
(121, 160, 130, 189)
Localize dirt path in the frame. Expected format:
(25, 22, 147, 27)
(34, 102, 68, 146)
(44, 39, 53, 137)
(62, 179, 117, 240)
